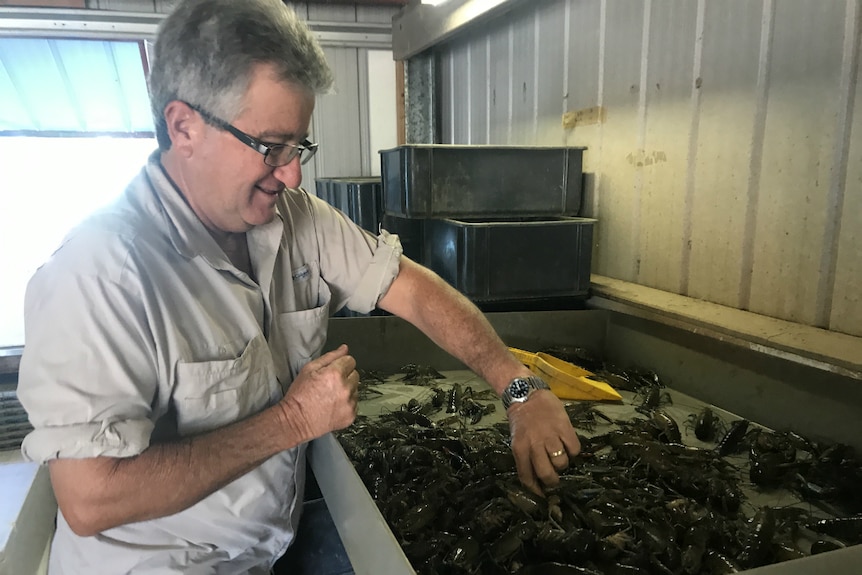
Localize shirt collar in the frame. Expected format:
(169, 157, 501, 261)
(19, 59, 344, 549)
(142, 152, 283, 275)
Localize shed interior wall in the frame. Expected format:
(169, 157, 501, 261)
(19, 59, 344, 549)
(430, 0, 862, 338)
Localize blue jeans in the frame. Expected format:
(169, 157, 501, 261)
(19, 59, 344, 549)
(272, 498, 355, 575)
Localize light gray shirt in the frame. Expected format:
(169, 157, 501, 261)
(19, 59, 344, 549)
(17, 154, 402, 574)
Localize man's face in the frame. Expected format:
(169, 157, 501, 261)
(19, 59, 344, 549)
(180, 63, 316, 233)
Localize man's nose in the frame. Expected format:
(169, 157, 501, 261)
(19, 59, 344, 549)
(273, 156, 303, 189)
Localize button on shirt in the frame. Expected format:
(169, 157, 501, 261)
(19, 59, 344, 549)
(17, 153, 402, 574)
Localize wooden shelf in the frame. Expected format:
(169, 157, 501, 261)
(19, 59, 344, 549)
(589, 275, 862, 381)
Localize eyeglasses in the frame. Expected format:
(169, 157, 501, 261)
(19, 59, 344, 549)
(183, 101, 318, 167)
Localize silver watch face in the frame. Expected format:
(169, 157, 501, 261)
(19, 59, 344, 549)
(508, 378, 532, 401)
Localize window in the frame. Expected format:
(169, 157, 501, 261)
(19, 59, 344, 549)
(0, 38, 156, 348)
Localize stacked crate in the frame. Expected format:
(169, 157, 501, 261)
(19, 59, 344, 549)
(314, 176, 425, 265)
(381, 145, 594, 307)
(315, 145, 594, 309)
(313, 176, 383, 235)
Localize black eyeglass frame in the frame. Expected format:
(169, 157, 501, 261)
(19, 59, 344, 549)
(182, 101, 318, 167)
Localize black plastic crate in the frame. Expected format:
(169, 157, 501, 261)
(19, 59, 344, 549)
(422, 216, 595, 302)
(380, 145, 585, 218)
(381, 214, 424, 265)
(315, 177, 383, 234)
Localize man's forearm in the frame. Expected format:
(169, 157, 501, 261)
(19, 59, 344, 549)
(50, 401, 304, 537)
(382, 260, 582, 495)
(379, 260, 530, 393)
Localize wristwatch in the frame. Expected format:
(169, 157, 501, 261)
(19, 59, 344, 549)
(501, 376, 551, 409)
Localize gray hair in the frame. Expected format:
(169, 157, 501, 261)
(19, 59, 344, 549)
(149, 0, 333, 150)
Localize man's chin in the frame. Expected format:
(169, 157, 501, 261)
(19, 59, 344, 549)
(246, 207, 277, 229)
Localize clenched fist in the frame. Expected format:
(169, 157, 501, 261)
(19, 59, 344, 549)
(278, 344, 360, 443)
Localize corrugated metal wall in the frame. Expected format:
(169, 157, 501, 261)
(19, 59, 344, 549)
(85, 0, 400, 186)
(434, 0, 862, 338)
(290, 3, 399, 185)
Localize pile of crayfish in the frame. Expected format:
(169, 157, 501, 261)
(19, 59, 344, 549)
(337, 361, 862, 575)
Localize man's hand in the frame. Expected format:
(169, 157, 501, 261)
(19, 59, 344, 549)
(278, 344, 360, 442)
(507, 390, 581, 495)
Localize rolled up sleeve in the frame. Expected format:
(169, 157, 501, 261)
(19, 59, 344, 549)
(18, 232, 158, 463)
(22, 419, 154, 462)
(306, 194, 403, 314)
(344, 230, 403, 313)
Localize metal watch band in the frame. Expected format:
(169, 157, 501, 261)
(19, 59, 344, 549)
(501, 376, 551, 409)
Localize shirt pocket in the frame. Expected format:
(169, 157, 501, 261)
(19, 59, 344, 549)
(290, 262, 323, 310)
(274, 282, 332, 382)
(174, 334, 277, 436)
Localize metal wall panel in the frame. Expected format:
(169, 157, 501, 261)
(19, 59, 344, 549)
(533, 0, 566, 146)
(468, 35, 488, 144)
(509, 7, 535, 144)
(426, 0, 862, 338)
(637, 0, 697, 292)
(591, 0, 644, 280)
(299, 3, 398, 183)
(563, 0, 602, 220)
(155, 0, 177, 14)
(488, 23, 511, 144)
(366, 48, 398, 173)
(91, 0, 156, 12)
(748, 1, 846, 325)
(439, 46, 453, 143)
(307, 3, 356, 22)
(286, 2, 309, 20)
(356, 47, 371, 175)
(450, 40, 470, 144)
(687, 0, 763, 308)
(831, 13, 862, 335)
(308, 46, 363, 182)
(355, 5, 398, 24)
(565, 0, 601, 125)
(86, 1, 397, 22)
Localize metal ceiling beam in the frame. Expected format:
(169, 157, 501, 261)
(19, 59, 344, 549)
(0, 7, 392, 48)
(310, 20, 393, 49)
(392, 0, 528, 60)
(303, 0, 406, 5)
(0, 7, 161, 40)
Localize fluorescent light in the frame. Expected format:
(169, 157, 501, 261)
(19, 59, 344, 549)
(421, 0, 450, 5)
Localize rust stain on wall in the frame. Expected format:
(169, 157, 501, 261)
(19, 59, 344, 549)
(626, 149, 668, 167)
(562, 106, 606, 130)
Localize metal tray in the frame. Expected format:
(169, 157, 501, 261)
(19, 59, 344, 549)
(313, 373, 862, 575)
(380, 145, 586, 218)
(309, 311, 862, 575)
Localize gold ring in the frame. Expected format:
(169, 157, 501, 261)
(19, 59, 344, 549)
(550, 449, 565, 458)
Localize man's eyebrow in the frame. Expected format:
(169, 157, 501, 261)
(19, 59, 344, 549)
(256, 130, 309, 143)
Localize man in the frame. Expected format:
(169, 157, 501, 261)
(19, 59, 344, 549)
(18, 0, 580, 573)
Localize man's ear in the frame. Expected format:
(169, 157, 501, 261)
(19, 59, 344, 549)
(163, 101, 198, 158)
